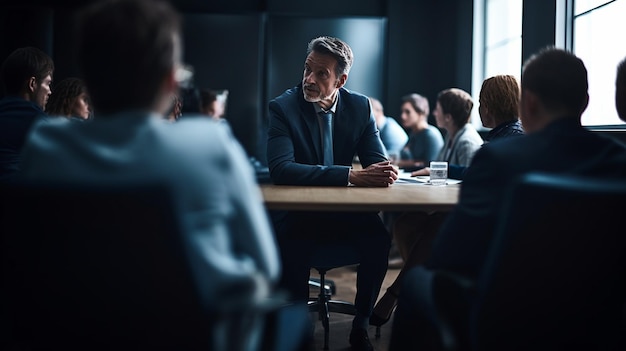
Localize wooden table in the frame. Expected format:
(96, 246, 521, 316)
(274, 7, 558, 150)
(260, 182, 460, 212)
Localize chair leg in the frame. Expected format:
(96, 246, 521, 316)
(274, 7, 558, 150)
(375, 326, 381, 338)
(309, 268, 357, 350)
(318, 272, 331, 350)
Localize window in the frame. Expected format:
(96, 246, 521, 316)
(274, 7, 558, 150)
(474, 0, 626, 128)
(471, 0, 523, 130)
(571, 0, 626, 126)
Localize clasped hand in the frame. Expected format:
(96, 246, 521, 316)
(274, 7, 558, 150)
(349, 161, 399, 187)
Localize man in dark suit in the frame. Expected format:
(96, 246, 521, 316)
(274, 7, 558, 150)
(426, 47, 626, 279)
(389, 47, 626, 350)
(267, 36, 398, 351)
(0, 46, 53, 180)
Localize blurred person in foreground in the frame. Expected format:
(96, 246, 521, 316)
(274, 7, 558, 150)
(0, 46, 53, 180)
(389, 47, 626, 350)
(267, 35, 398, 351)
(16, 0, 282, 349)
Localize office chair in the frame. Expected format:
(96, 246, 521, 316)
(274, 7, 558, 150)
(471, 172, 626, 351)
(389, 172, 626, 351)
(0, 180, 217, 350)
(308, 243, 359, 350)
(0, 179, 313, 351)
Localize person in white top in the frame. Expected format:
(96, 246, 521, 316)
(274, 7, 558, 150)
(432, 88, 483, 166)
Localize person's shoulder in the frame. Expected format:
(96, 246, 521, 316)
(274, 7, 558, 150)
(338, 88, 372, 116)
(167, 116, 240, 151)
(167, 114, 230, 133)
(31, 115, 71, 131)
(386, 116, 401, 126)
(339, 87, 368, 102)
(463, 122, 480, 132)
(387, 117, 407, 132)
(479, 132, 526, 157)
(462, 123, 484, 140)
(24, 116, 75, 150)
(426, 124, 444, 138)
(0, 96, 45, 117)
(271, 85, 300, 103)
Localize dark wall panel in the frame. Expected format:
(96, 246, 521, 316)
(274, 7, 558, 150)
(267, 0, 384, 16)
(386, 0, 473, 126)
(522, 0, 557, 63)
(182, 13, 264, 158)
(0, 6, 53, 97)
(51, 10, 81, 82)
(265, 16, 386, 105)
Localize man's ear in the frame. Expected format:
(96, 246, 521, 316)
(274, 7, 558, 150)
(335, 73, 348, 89)
(522, 89, 540, 116)
(520, 89, 540, 132)
(28, 77, 37, 93)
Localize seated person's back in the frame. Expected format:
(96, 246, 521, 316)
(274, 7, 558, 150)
(16, 0, 280, 349)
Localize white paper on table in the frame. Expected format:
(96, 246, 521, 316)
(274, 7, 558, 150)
(396, 171, 462, 185)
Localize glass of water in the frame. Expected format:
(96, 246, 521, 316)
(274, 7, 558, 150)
(429, 161, 448, 186)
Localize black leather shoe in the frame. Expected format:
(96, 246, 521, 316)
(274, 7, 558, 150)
(369, 290, 398, 327)
(349, 328, 374, 351)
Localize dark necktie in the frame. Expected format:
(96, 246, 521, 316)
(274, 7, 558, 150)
(319, 111, 333, 166)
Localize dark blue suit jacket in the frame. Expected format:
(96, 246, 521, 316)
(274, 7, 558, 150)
(427, 117, 626, 279)
(267, 84, 387, 186)
(0, 96, 48, 179)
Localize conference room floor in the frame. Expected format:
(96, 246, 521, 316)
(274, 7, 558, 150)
(309, 264, 401, 351)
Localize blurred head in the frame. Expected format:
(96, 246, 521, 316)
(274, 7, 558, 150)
(369, 97, 385, 126)
(76, 0, 181, 116)
(200, 89, 227, 119)
(616, 57, 626, 122)
(400, 93, 429, 130)
(478, 75, 520, 128)
(0, 46, 54, 109)
(302, 36, 353, 109)
(434, 88, 473, 130)
(520, 47, 588, 132)
(46, 77, 91, 119)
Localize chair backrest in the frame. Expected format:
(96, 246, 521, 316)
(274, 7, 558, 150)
(310, 242, 361, 272)
(0, 180, 212, 350)
(471, 172, 626, 351)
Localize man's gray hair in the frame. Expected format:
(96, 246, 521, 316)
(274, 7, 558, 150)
(307, 36, 354, 77)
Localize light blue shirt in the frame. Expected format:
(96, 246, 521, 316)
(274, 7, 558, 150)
(19, 111, 280, 312)
(378, 116, 408, 157)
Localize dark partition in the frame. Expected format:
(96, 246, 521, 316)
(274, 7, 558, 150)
(182, 13, 265, 159)
(0, 6, 53, 98)
(265, 16, 386, 104)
